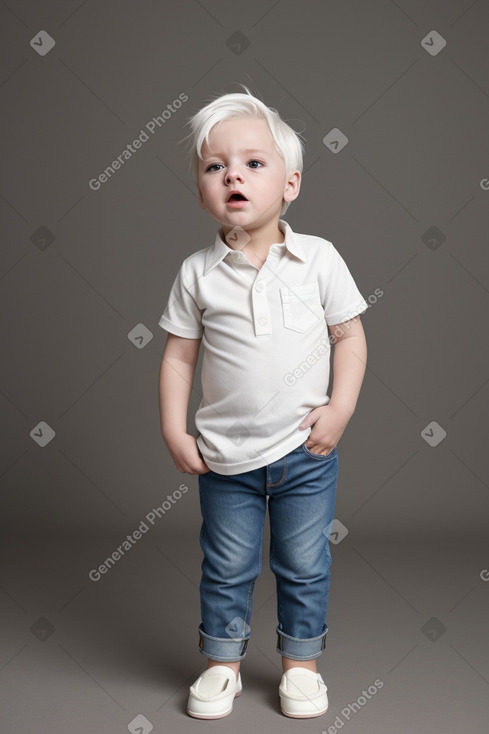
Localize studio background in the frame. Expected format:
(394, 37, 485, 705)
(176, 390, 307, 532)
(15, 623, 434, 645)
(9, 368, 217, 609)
(1, 1, 488, 732)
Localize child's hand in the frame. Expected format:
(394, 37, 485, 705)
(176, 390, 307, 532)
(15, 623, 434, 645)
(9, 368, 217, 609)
(165, 432, 210, 475)
(298, 405, 351, 456)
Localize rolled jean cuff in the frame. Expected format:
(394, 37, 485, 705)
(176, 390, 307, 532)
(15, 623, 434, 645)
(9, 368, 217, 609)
(276, 626, 328, 660)
(198, 624, 250, 662)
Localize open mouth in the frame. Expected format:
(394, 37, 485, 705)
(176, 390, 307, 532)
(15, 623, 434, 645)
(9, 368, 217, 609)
(227, 192, 248, 202)
(226, 192, 248, 209)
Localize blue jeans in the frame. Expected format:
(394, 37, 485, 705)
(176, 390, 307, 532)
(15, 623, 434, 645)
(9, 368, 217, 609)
(197, 442, 339, 662)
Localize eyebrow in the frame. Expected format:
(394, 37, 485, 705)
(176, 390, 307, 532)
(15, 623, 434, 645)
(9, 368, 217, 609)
(201, 148, 269, 161)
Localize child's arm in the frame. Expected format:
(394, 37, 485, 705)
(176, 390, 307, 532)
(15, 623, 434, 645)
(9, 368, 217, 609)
(299, 315, 367, 454)
(158, 332, 210, 474)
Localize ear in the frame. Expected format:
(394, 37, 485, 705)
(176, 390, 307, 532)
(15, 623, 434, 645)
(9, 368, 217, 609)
(283, 170, 301, 203)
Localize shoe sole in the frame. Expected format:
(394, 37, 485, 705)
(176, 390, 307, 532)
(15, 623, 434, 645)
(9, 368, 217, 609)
(280, 702, 328, 719)
(187, 690, 241, 719)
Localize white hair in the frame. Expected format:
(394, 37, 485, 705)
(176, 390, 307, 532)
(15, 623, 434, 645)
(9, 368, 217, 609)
(184, 86, 305, 214)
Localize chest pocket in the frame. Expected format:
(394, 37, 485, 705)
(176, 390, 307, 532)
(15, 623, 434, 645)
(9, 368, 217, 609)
(280, 283, 324, 333)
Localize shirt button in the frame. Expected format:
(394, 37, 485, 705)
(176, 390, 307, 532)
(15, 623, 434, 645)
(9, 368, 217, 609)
(258, 317, 268, 326)
(255, 282, 264, 293)
(233, 252, 245, 263)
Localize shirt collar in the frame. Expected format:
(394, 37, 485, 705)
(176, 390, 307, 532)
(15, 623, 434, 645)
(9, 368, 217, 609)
(203, 219, 307, 276)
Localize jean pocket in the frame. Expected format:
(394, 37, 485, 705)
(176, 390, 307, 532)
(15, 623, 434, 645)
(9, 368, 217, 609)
(280, 283, 324, 333)
(301, 443, 337, 460)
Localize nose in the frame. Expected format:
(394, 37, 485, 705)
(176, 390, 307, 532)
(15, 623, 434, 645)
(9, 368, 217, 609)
(225, 167, 244, 184)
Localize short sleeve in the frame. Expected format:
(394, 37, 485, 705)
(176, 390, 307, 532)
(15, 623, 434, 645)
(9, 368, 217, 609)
(322, 245, 368, 325)
(158, 260, 203, 339)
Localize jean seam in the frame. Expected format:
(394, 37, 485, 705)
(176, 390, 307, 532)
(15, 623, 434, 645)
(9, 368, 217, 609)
(301, 443, 337, 461)
(269, 528, 282, 629)
(266, 455, 287, 487)
(275, 628, 328, 660)
(243, 580, 254, 632)
(243, 502, 264, 627)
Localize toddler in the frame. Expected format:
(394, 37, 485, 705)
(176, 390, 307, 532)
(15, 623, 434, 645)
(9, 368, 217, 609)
(158, 87, 368, 719)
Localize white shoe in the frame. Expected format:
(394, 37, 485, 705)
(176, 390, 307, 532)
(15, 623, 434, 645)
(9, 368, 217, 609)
(279, 667, 328, 718)
(187, 665, 242, 719)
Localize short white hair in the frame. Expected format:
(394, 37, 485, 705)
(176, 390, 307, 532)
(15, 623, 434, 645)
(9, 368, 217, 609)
(184, 86, 305, 214)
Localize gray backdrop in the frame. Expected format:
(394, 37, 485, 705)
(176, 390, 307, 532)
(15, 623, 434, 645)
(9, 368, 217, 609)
(1, 1, 488, 732)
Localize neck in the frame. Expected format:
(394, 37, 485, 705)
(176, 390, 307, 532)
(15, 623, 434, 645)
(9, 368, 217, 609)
(222, 218, 284, 254)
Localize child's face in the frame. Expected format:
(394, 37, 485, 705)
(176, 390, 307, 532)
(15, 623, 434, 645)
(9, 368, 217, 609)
(196, 116, 300, 235)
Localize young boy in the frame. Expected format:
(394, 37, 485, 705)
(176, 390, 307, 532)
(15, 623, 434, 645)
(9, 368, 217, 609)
(158, 88, 368, 720)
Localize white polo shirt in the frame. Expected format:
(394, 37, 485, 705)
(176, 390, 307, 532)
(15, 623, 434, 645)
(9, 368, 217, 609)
(159, 219, 368, 475)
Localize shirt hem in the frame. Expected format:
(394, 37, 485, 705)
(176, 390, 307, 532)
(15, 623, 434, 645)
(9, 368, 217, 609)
(158, 316, 203, 339)
(325, 298, 368, 326)
(197, 430, 313, 476)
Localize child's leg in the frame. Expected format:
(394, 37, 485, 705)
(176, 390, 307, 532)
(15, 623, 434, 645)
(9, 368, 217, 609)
(267, 444, 338, 668)
(205, 659, 241, 679)
(197, 466, 267, 673)
(281, 656, 318, 673)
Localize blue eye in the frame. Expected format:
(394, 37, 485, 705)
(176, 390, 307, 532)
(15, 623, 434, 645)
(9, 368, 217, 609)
(205, 160, 263, 172)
